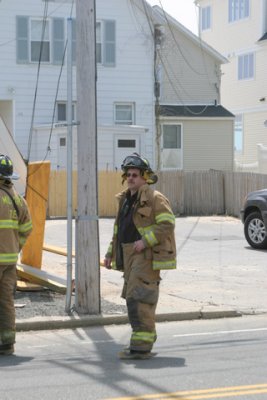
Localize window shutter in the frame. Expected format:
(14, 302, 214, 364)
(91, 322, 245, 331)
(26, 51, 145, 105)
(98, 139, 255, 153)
(52, 18, 65, 65)
(16, 16, 29, 63)
(103, 20, 115, 67)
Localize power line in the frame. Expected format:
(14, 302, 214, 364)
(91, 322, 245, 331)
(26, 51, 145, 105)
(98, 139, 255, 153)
(27, 0, 74, 180)
(0, 0, 74, 48)
(133, 0, 215, 116)
(27, 0, 50, 162)
(158, 0, 206, 76)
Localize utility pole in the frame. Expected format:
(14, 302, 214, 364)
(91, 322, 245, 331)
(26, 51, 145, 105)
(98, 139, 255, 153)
(65, 17, 73, 313)
(154, 25, 163, 171)
(75, 0, 100, 314)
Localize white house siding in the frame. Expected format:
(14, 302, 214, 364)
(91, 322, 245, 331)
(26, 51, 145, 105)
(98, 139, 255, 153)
(0, 0, 76, 160)
(96, 0, 155, 166)
(32, 124, 147, 171)
(160, 26, 221, 105)
(182, 119, 234, 171)
(0, 0, 156, 170)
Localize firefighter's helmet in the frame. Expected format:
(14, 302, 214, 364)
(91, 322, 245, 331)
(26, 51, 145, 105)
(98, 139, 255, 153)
(121, 153, 158, 184)
(0, 154, 19, 180)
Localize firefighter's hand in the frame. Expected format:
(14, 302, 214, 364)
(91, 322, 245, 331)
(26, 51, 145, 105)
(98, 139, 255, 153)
(104, 257, 112, 269)
(133, 240, 145, 253)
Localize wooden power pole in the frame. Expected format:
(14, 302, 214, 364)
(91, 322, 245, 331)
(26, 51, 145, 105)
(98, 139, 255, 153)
(75, 0, 100, 314)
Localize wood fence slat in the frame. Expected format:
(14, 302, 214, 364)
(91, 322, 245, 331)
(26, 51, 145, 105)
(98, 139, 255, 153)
(47, 170, 267, 218)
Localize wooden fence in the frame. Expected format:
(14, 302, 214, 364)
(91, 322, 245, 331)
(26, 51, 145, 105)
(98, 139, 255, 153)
(47, 170, 267, 218)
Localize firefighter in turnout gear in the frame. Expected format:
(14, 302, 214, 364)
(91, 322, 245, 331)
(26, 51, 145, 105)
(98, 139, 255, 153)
(104, 154, 176, 359)
(0, 155, 32, 355)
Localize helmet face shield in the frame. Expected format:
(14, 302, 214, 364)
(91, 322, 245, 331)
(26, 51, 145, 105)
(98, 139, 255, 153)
(121, 153, 158, 185)
(121, 154, 150, 171)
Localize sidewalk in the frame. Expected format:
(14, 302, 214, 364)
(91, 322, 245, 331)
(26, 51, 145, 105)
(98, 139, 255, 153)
(16, 216, 267, 331)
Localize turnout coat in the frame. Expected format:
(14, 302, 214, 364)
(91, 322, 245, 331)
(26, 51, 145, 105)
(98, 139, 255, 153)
(106, 183, 176, 271)
(0, 180, 32, 265)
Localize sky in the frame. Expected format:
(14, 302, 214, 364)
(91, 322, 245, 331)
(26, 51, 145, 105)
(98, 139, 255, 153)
(146, 0, 199, 35)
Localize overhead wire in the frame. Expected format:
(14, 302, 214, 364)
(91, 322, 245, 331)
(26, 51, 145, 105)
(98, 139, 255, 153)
(27, 0, 49, 163)
(26, 0, 74, 183)
(137, 0, 213, 115)
(157, 0, 221, 110)
(131, 0, 187, 107)
(158, 0, 206, 76)
(0, 0, 74, 48)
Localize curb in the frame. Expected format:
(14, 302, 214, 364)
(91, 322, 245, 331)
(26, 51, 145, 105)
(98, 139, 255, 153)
(16, 309, 242, 332)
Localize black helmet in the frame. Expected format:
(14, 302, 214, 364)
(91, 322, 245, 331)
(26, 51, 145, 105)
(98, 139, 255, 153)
(0, 154, 19, 180)
(121, 153, 158, 185)
(121, 153, 153, 173)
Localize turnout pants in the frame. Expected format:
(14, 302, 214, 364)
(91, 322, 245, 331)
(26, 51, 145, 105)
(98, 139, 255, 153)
(121, 244, 160, 352)
(0, 265, 16, 345)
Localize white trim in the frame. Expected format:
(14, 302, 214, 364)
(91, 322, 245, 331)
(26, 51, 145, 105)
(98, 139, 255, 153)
(159, 116, 234, 121)
(114, 102, 135, 125)
(161, 122, 183, 170)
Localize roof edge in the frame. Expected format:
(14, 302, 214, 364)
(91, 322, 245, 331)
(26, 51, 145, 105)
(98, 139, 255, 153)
(152, 5, 228, 64)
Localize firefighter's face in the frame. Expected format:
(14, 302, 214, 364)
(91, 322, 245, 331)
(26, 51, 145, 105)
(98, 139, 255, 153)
(126, 168, 146, 193)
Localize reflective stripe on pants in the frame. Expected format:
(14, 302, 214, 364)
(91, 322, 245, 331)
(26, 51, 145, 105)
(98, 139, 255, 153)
(121, 243, 160, 352)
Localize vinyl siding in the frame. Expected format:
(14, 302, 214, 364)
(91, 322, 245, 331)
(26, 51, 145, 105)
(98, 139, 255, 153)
(235, 111, 267, 165)
(0, 0, 155, 168)
(160, 25, 221, 105)
(96, 0, 154, 165)
(199, 0, 264, 54)
(182, 119, 234, 171)
(220, 46, 267, 111)
(198, 0, 267, 170)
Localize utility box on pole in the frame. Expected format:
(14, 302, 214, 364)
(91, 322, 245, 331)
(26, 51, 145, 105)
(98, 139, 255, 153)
(75, 0, 100, 314)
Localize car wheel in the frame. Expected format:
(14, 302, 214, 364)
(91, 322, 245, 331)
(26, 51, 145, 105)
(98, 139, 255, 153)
(244, 211, 267, 249)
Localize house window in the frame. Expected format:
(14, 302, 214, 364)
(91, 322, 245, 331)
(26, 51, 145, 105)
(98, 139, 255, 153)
(96, 20, 116, 66)
(201, 6, 211, 31)
(56, 102, 76, 122)
(238, 53, 254, 80)
(234, 114, 243, 153)
(16, 16, 67, 64)
(59, 137, 66, 147)
(31, 19, 50, 62)
(229, 0, 249, 22)
(114, 103, 135, 125)
(118, 140, 136, 148)
(162, 125, 182, 169)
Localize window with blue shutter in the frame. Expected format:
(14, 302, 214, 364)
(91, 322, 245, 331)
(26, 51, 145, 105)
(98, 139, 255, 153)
(16, 16, 29, 63)
(52, 18, 65, 65)
(103, 20, 115, 67)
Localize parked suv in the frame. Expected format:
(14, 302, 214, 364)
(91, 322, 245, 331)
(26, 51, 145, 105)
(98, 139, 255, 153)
(240, 189, 267, 249)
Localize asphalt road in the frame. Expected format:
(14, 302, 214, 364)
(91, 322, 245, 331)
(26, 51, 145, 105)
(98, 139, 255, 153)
(1, 315, 267, 400)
